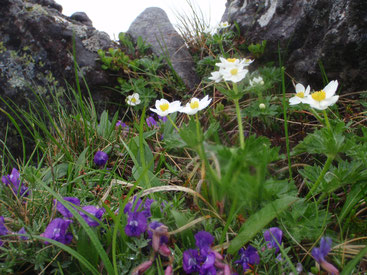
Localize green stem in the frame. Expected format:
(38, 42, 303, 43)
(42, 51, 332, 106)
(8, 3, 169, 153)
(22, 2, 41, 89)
(233, 98, 245, 149)
(309, 107, 324, 125)
(305, 154, 335, 200)
(323, 109, 331, 132)
(281, 67, 292, 180)
(167, 115, 179, 132)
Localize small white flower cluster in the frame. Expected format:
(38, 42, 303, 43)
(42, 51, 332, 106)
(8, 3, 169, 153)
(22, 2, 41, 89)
(125, 92, 212, 116)
(289, 80, 339, 110)
(150, 95, 212, 117)
(209, 57, 254, 83)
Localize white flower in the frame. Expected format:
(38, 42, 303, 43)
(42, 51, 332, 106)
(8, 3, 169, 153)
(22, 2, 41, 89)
(259, 103, 266, 109)
(221, 66, 248, 83)
(215, 57, 241, 69)
(126, 93, 141, 106)
(180, 95, 212, 115)
(250, 76, 264, 86)
(203, 26, 217, 36)
(289, 83, 310, 105)
(304, 80, 339, 110)
(218, 21, 230, 29)
(150, 99, 182, 117)
(208, 71, 223, 83)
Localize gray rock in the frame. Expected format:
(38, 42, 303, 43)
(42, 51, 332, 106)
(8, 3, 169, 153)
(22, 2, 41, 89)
(223, 0, 367, 92)
(70, 12, 93, 27)
(0, 0, 115, 157)
(127, 7, 200, 90)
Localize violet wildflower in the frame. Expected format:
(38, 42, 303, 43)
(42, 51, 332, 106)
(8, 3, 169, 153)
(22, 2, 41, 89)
(17, 227, 29, 240)
(116, 120, 129, 130)
(183, 249, 200, 273)
(158, 115, 168, 123)
(1, 168, 29, 197)
(312, 237, 339, 275)
(195, 231, 214, 253)
(79, 206, 105, 227)
(264, 227, 283, 253)
(0, 216, 8, 246)
(146, 115, 158, 128)
(235, 245, 260, 272)
(55, 197, 80, 219)
(94, 151, 108, 167)
(41, 218, 73, 245)
(125, 211, 147, 237)
(124, 196, 153, 218)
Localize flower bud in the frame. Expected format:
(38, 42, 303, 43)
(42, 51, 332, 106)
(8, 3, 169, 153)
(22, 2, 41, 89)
(259, 103, 266, 109)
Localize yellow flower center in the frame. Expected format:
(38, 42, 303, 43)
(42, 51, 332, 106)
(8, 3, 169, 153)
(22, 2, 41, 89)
(311, 90, 326, 102)
(227, 58, 237, 63)
(296, 92, 304, 98)
(190, 100, 199, 109)
(230, 68, 238, 75)
(131, 97, 136, 103)
(159, 103, 169, 112)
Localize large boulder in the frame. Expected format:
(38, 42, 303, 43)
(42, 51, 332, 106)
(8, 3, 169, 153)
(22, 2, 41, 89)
(128, 7, 200, 90)
(0, 0, 115, 157)
(223, 0, 367, 92)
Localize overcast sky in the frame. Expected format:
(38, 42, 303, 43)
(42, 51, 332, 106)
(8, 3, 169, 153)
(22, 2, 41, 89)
(57, 0, 227, 39)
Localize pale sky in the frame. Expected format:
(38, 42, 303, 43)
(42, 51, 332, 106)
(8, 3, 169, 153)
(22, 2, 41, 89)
(57, 0, 227, 39)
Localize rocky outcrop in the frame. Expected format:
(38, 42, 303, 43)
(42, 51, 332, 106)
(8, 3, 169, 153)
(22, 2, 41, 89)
(127, 7, 200, 90)
(0, 0, 114, 156)
(223, 0, 367, 92)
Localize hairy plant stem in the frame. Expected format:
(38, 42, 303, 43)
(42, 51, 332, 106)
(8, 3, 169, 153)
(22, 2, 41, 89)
(323, 109, 332, 132)
(167, 115, 179, 132)
(232, 83, 245, 149)
(305, 154, 335, 200)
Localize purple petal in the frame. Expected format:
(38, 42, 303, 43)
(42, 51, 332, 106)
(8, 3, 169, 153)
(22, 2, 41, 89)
(55, 197, 80, 218)
(41, 218, 73, 245)
(125, 212, 147, 237)
(94, 151, 108, 167)
(195, 231, 214, 250)
(183, 249, 200, 273)
(79, 205, 105, 227)
(264, 227, 283, 253)
(18, 227, 29, 240)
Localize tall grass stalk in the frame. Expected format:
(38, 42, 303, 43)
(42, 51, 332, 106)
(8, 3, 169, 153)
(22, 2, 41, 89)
(281, 66, 292, 180)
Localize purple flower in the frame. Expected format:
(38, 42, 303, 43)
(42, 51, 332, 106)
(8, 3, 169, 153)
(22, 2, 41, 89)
(0, 216, 8, 246)
(312, 237, 339, 275)
(124, 196, 153, 218)
(125, 211, 147, 237)
(1, 168, 29, 197)
(183, 249, 200, 273)
(18, 227, 29, 240)
(235, 245, 260, 272)
(41, 218, 73, 245)
(264, 227, 283, 253)
(94, 151, 108, 167)
(158, 115, 168, 123)
(200, 251, 216, 274)
(79, 206, 105, 227)
(146, 116, 158, 128)
(116, 120, 129, 131)
(55, 197, 80, 218)
(195, 231, 214, 252)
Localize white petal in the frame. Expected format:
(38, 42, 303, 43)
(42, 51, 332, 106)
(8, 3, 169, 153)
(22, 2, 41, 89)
(304, 85, 311, 96)
(295, 83, 305, 94)
(323, 80, 338, 98)
(320, 95, 339, 108)
(289, 96, 301, 105)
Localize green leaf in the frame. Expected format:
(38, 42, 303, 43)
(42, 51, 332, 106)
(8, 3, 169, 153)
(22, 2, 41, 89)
(341, 244, 367, 275)
(228, 196, 297, 254)
(74, 147, 89, 177)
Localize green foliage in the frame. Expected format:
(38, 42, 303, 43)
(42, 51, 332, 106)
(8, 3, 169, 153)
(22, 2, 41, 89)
(248, 40, 267, 58)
